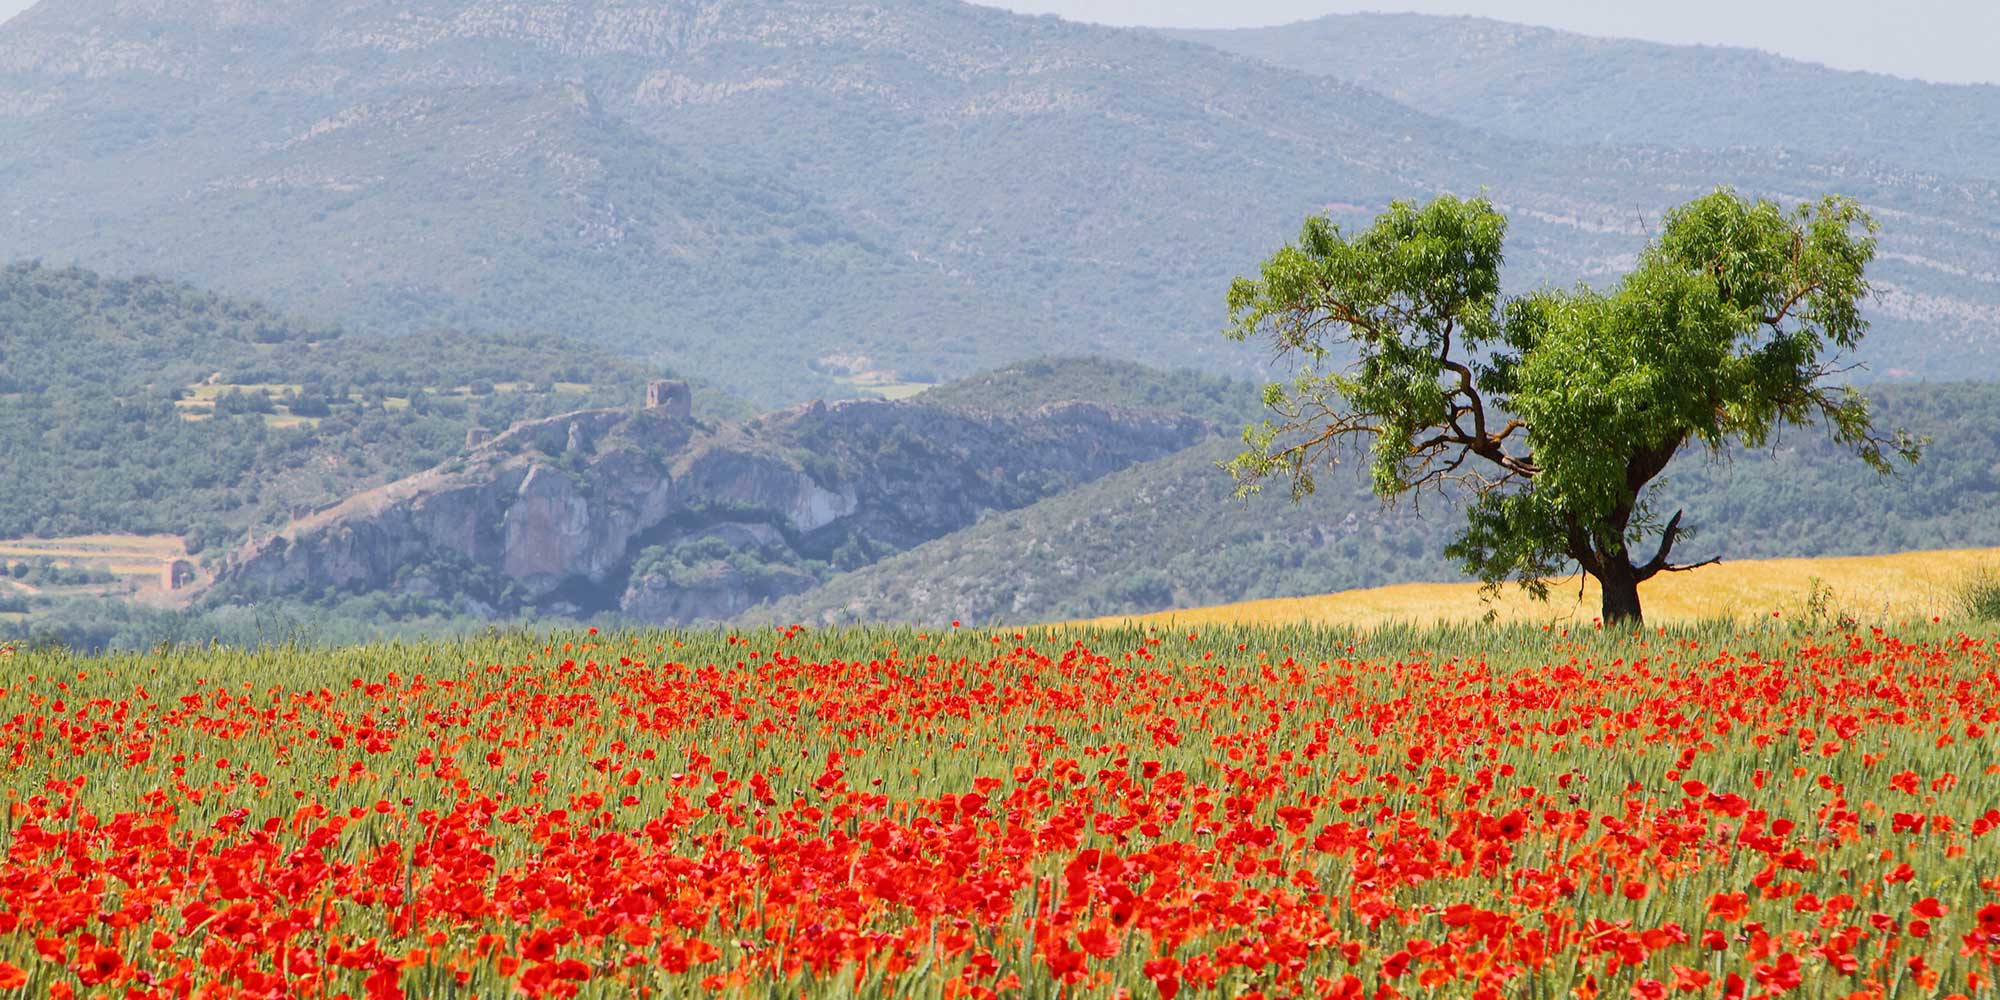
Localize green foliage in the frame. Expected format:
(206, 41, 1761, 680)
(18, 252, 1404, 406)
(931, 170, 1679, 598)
(1224, 195, 1508, 502)
(3, 593, 545, 654)
(22, 560, 117, 587)
(1226, 190, 1918, 621)
(1956, 569, 2000, 623)
(629, 534, 823, 594)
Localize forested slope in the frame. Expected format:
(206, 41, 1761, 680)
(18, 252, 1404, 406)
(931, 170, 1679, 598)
(0, 263, 717, 550)
(760, 378, 2000, 626)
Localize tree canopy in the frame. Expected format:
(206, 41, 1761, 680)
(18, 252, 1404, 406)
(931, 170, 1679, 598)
(1225, 188, 1920, 623)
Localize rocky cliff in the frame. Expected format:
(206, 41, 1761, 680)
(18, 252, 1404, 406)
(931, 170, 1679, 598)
(207, 395, 1209, 623)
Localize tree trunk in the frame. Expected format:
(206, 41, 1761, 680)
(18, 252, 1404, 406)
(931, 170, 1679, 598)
(1598, 561, 1643, 625)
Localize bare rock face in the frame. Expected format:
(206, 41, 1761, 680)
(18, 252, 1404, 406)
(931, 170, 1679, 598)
(209, 396, 1209, 624)
(503, 464, 593, 582)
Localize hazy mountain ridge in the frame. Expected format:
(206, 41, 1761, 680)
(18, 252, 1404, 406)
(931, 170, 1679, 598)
(1171, 13, 2000, 183)
(6, 0, 2000, 401)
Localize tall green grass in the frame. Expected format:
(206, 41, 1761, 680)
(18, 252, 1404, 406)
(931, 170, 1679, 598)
(1955, 566, 2000, 621)
(1, 618, 1993, 998)
(7, 614, 1942, 687)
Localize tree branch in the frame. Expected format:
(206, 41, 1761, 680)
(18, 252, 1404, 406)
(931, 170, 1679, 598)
(1632, 509, 1720, 581)
(1760, 279, 1822, 329)
(1564, 516, 1602, 577)
(1658, 557, 1721, 574)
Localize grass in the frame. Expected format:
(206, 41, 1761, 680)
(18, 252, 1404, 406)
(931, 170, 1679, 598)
(172, 380, 591, 422)
(475, 380, 595, 395)
(175, 382, 306, 423)
(178, 382, 305, 401)
(1955, 565, 2000, 621)
(832, 372, 937, 400)
(0, 619, 1993, 997)
(0, 533, 186, 557)
(1080, 546, 2000, 629)
(860, 381, 937, 400)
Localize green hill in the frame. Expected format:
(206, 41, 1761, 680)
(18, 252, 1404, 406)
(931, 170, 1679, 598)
(10, 344, 2000, 646)
(757, 378, 2000, 627)
(747, 436, 1451, 627)
(0, 262, 726, 552)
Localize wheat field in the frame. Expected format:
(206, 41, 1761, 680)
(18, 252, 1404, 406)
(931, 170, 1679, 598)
(1081, 545, 2000, 630)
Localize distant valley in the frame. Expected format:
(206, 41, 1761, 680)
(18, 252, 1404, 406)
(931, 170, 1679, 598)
(6, 263, 2000, 648)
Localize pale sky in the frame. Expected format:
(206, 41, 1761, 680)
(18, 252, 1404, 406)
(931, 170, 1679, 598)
(2, 0, 1994, 86)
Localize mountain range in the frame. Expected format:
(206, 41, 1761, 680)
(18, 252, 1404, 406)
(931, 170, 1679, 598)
(4, 0, 1999, 404)
(1172, 13, 2000, 184)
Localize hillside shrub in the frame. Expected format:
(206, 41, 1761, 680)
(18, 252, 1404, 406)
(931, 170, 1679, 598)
(1955, 567, 2000, 621)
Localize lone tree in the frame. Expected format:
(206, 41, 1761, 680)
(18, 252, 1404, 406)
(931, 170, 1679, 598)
(1225, 189, 1919, 625)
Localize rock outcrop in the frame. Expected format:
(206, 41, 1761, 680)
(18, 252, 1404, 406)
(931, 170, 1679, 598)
(208, 396, 1208, 623)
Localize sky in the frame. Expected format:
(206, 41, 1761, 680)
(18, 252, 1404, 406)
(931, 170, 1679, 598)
(1, 0, 1993, 86)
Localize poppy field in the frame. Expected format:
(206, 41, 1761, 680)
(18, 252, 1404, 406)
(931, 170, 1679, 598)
(0, 621, 1996, 999)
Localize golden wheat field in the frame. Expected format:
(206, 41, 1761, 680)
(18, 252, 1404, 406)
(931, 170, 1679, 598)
(0, 534, 193, 591)
(1081, 546, 2000, 629)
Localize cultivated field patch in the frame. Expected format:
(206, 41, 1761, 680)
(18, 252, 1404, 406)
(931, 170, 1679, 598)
(1086, 547, 2000, 630)
(0, 533, 195, 602)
